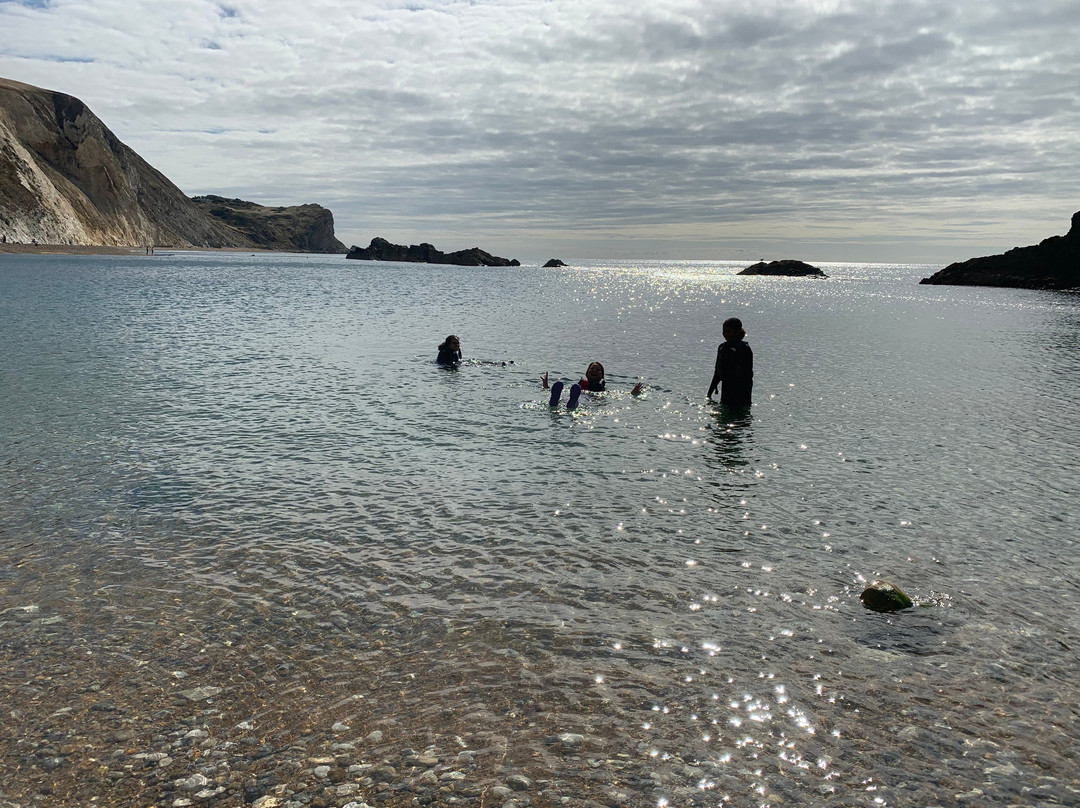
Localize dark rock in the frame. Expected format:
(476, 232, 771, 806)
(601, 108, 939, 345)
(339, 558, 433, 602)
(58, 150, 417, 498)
(346, 236, 519, 266)
(920, 211, 1080, 290)
(190, 195, 346, 253)
(506, 774, 534, 791)
(738, 259, 827, 277)
(860, 580, 914, 612)
(543, 258, 567, 267)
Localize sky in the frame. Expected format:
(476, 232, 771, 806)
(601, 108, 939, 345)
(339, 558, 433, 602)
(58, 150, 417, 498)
(1, 0, 1078, 263)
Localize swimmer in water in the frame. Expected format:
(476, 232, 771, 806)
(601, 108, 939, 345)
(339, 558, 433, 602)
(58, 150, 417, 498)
(542, 362, 644, 398)
(437, 335, 462, 365)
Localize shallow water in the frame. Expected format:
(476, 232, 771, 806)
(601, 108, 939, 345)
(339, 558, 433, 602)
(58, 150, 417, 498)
(2, 252, 1079, 806)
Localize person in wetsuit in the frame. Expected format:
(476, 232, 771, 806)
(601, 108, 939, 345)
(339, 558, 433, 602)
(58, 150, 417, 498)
(437, 335, 462, 365)
(580, 361, 606, 391)
(542, 362, 643, 395)
(707, 318, 753, 406)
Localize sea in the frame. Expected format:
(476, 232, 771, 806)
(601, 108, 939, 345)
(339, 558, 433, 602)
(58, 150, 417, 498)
(1, 251, 1078, 806)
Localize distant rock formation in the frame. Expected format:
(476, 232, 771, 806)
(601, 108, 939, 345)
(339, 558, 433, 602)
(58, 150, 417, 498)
(191, 195, 346, 253)
(920, 211, 1080, 290)
(0, 77, 346, 251)
(738, 259, 827, 277)
(543, 258, 567, 267)
(346, 237, 519, 266)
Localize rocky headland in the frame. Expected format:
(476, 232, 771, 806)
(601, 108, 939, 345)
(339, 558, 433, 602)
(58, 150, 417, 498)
(920, 211, 1080, 290)
(346, 236, 519, 266)
(0, 77, 344, 251)
(191, 195, 346, 253)
(738, 259, 827, 277)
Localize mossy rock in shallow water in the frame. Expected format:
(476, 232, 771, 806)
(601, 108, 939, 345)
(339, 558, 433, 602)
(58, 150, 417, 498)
(860, 580, 914, 612)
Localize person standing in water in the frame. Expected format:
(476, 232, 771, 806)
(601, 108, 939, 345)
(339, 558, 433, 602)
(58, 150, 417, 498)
(708, 318, 753, 406)
(437, 335, 462, 365)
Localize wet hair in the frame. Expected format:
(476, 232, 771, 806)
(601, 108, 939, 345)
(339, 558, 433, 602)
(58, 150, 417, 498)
(583, 362, 606, 391)
(439, 335, 460, 351)
(722, 318, 746, 340)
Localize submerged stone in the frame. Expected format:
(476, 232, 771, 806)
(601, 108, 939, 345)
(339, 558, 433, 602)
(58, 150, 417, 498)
(860, 580, 914, 612)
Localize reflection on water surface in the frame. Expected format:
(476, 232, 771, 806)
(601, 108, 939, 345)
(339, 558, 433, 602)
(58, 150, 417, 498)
(1, 253, 1079, 806)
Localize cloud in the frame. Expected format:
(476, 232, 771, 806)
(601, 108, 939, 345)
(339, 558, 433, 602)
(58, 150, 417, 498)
(1, 0, 1078, 261)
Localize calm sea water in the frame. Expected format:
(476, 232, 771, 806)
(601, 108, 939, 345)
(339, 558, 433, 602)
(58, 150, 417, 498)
(2, 252, 1079, 805)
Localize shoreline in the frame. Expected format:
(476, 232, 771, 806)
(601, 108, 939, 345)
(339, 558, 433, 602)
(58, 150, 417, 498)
(0, 244, 300, 256)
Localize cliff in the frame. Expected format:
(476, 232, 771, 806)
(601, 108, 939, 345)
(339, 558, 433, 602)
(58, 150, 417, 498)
(0, 77, 251, 248)
(920, 212, 1080, 290)
(0, 77, 346, 252)
(346, 237, 519, 266)
(191, 195, 346, 253)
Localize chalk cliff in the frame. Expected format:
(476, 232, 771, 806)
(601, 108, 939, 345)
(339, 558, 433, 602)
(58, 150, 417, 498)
(920, 212, 1080, 290)
(0, 77, 250, 247)
(0, 77, 346, 252)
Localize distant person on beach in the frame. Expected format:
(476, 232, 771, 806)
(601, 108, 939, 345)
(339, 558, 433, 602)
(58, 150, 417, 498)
(708, 317, 753, 406)
(437, 335, 462, 365)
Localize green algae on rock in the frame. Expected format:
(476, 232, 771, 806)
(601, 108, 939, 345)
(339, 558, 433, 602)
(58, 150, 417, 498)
(860, 580, 914, 612)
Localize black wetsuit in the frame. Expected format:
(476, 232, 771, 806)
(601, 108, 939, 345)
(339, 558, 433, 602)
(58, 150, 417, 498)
(437, 348, 461, 365)
(710, 339, 753, 406)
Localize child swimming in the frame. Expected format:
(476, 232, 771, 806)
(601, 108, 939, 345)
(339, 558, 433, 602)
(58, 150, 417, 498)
(543, 362, 644, 407)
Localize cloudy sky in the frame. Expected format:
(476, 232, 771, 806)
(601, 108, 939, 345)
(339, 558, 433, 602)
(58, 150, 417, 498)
(1, 0, 1078, 262)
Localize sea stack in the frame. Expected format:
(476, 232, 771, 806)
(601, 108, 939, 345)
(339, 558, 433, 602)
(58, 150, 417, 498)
(346, 237, 519, 266)
(738, 259, 827, 277)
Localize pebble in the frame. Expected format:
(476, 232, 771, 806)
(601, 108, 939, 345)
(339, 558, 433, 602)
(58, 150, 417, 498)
(179, 686, 222, 702)
(364, 730, 383, 744)
(506, 774, 533, 792)
(179, 774, 210, 792)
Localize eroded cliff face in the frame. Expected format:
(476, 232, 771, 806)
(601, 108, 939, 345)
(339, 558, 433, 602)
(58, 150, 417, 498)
(1, 78, 348, 252)
(0, 77, 251, 248)
(191, 196, 346, 253)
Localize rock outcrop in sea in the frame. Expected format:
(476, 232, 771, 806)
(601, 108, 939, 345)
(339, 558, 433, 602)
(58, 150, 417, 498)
(191, 195, 346, 253)
(0, 77, 345, 251)
(920, 211, 1080, 290)
(738, 259, 827, 277)
(346, 237, 519, 266)
(543, 258, 567, 267)
(860, 580, 914, 612)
